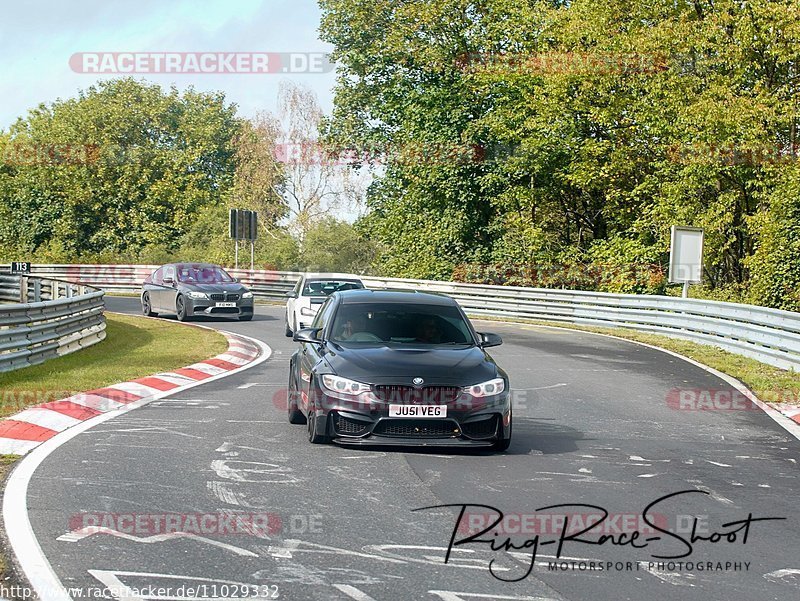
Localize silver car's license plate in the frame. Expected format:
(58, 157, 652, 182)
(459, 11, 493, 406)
(389, 404, 447, 418)
(215, 302, 236, 308)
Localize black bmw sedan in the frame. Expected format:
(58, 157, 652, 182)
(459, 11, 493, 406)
(287, 289, 511, 451)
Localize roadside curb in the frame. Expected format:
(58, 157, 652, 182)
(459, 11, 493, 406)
(2, 322, 272, 601)
(777, 405, 800, 425)
(0, 326, 264, 456)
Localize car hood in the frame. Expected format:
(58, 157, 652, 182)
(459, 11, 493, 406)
(322, 344, 498, 386)
(181, 283, 249, 294)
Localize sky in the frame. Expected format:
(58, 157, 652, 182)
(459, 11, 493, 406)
(0, 0, 337, 129)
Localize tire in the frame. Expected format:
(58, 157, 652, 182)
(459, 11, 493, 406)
(287, 365, 306, 425)
(239, 314, 253, 321)
(285, 314, 293, 337)
(176, 295, 189, 322)
(307, 391, 328, 444)
(142, 293, 158, 317)
(492, 409, 512, 452)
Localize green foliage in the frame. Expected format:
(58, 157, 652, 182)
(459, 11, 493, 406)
(321, 0, 800, 308)
(0, 79, 372, 273)
(0, 78, 240, 258)
(302, 217, 376, 273)
(745, 166, 800, 311)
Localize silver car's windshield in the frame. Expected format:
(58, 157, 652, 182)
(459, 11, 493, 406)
(177, 265, 235, 284)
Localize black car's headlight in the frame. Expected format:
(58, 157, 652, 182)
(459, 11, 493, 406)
(468, 377, 506, 397)
(242, 291, 254, 299)
(321, 374, 371, 395)
(187, 291, 208, 299)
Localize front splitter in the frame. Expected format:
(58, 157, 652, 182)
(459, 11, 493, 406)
(332, 435, 495, 448)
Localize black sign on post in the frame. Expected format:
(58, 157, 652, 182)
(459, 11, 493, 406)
(229, 209, 238, 239)
(228, 209, 258, 241)
(229, 209, 258, 270)
(236, 211, 245, 240)
(10, 262, 31, 274)
(249, 211, 258, 241)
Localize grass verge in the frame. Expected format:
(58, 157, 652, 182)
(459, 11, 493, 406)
(473, 316, 800, 405)
(0, 313, 228, 418)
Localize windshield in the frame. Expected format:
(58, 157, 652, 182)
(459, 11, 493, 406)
(176, 264, 235, 284)
(302, 279, 363, 297)
(330, 303, 474, 345)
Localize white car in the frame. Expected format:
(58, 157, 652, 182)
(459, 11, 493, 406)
(285, 274, 365, 336)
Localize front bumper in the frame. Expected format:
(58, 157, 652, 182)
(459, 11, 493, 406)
(186, 297, 254, 317)
(309, 386, 511, 447)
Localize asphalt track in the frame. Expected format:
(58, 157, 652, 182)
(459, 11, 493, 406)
(13, 297, 800, 601)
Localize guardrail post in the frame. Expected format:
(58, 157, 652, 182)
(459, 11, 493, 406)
(19, 276, 28, 303)
(33, 278, 41, 303)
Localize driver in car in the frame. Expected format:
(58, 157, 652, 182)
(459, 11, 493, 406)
(337, 315, 369, 340)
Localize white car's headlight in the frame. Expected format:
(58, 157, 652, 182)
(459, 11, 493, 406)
(187, 291, 208, 299)
(242, 291, 254, 299)
(300, 306, 317, 317)
(468, 377, 505, 397)
(321, 374, 371, 395)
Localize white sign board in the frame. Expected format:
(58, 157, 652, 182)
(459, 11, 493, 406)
(669, 226, 704, 283)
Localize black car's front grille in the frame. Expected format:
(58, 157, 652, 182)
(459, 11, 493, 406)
(210, 293, 240, 301)
(373, 385, 461, 404)
(333, 414, 370, 436)
(373, 419, 460, 438)
(461, 415, 499, 439)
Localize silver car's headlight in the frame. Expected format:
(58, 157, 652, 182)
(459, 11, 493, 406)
(242, 291, 254, 299)
(300, 306, 317, 316)
(468, 377, 505, 397)
(187, 291, 208, 299)
(321, 374, 371, 395)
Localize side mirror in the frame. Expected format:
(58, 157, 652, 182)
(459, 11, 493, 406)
(163, 277, 174, 285)
(285, 291, 298, 298)
(293, 327, 323, 344)
(478, 332, 503, 348)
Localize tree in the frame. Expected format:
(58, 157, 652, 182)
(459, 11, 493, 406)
(230, 112, 286, 229)
(301, 217, 376, 273)
(0, 78, 240, 259)
(320, 0, 800, 306)
(278, 82, 339, 244)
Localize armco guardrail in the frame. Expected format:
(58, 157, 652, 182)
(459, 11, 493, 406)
(6, 264, 299, 300)
(0, 272, 106, 373)
(5, 264, 800, 371)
